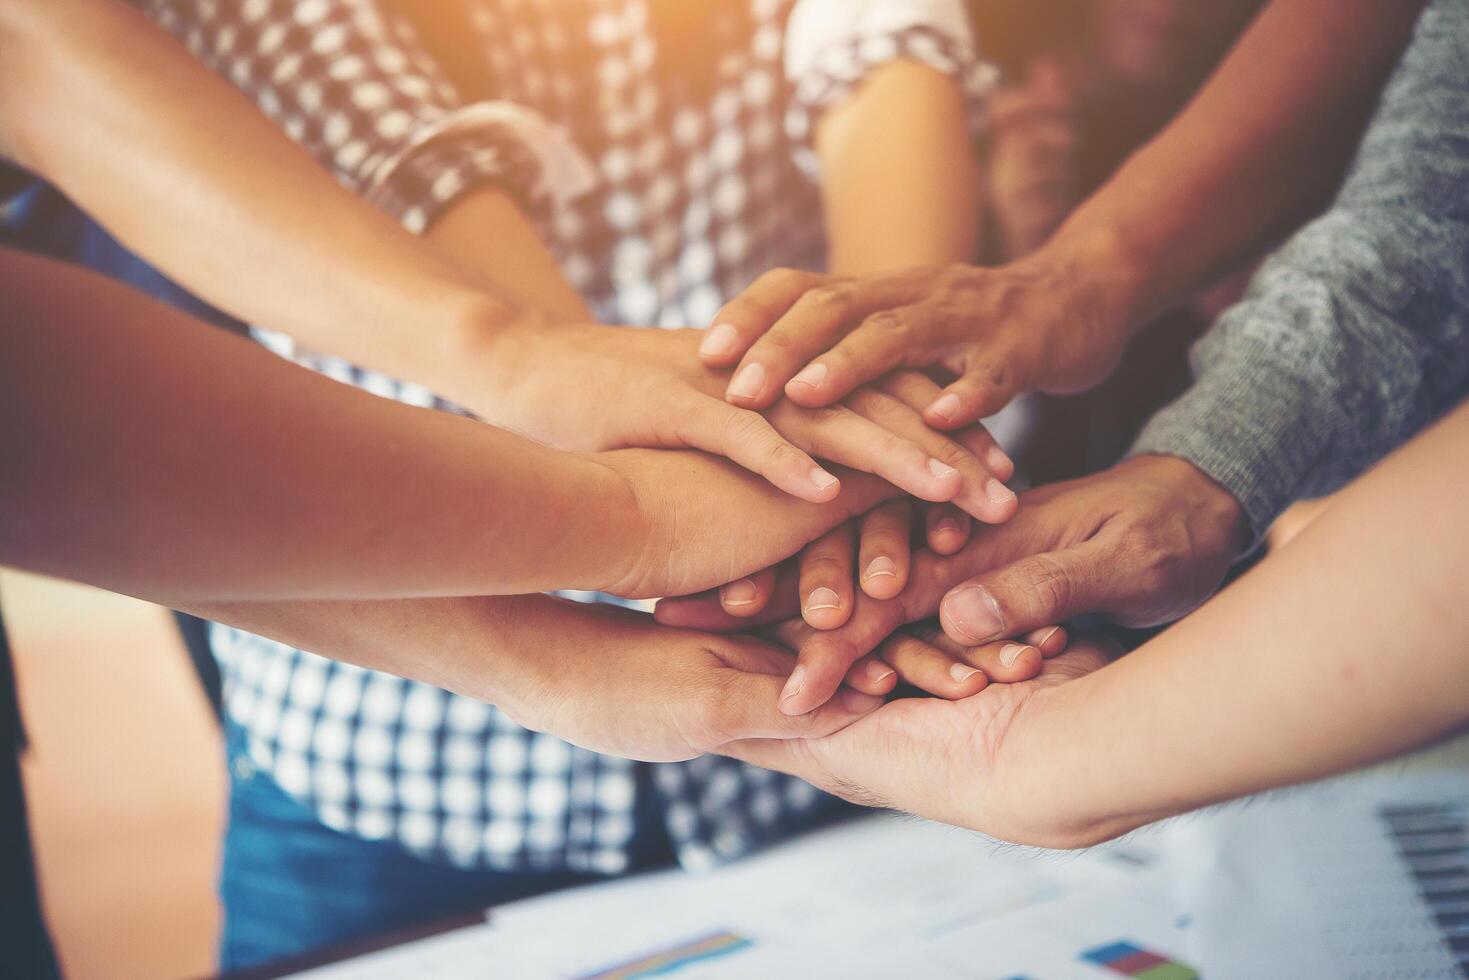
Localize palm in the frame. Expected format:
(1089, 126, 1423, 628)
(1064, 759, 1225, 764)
(731, 643, 1111, 829)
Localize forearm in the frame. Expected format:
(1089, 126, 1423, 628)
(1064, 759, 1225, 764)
(0, 0, 515, 391)
(181, 592, 561, 713)
(0, 249, 639, 602)
(816, 60, 981, 274)
(1034, 0, 1424, 330)
(1005, 398, 1469, 846)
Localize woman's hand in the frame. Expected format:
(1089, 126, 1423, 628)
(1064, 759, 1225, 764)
(691, 502, 973, 634)
(721, 637, 1117, 846)
(465, 320, 1017, 518)
(696, 246, 1137, 431)
(490, 599, 883, 764)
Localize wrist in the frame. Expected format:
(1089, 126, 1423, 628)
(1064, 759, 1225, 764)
(1128, 453, 1250, 559)
(1027, 220, 1152, 345)
(571, 451, 651, 596)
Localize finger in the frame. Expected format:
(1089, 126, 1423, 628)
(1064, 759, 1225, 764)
(767, 401, 962, 505)
(924, 504, 972, 555)
(937, 635, 1045, 685)
(728, 280, 908, 409)
(875, 630, 989, 700)
(656, 569, 803, 632)
(1026, 625, 1068, 657)
(864, 377, 1017, 516)
(780, 628, 870, 716)
(681, 399, 845, 502)
(842, 654, 900, 696)
(785, 305, 935, 409)
(799, 523, 857, 630)
(939, 540, 1115, 647)
(714, 669, 884, 744)
(858, 500, 911, 600)
(925, 362, 1023, 432)
(827, 387, 1010, 520)
(701, 267, 827, 367)
(719, 565, 779, 618)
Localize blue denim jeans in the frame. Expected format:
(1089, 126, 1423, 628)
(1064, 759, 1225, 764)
(220, 727, 608, 972)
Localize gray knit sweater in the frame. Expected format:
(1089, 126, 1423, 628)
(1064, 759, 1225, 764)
(1131, 0, 1469, 538)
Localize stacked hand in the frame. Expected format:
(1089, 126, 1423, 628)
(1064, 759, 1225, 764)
(658, 455, 1247, 712)
(466, 319, 1017, 519)
(719, 636, 1118, 845)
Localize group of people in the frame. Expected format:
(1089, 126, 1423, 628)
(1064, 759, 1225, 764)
(1, 0, 1466, 974)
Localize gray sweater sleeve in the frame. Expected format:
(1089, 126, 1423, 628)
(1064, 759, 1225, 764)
(1130, 0, 1469, 539)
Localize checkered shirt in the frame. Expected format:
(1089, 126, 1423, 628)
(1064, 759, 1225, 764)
(142, 0, 996, 874)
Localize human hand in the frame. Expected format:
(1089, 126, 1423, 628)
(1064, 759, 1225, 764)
(763, 615, 1068, 704)
(657, 454, 1245, 711)
(592, 449, 909, 600)
(986, 59, 1079, 259)
(492, 598, 883, 763)
(694, 500, 975, 632)
(720, 637, 1117, 846)
(695, 247, 1136, 431)
(468, 320, 1016, 518)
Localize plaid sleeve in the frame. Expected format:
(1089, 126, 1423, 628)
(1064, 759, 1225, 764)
(141, 0, 592, 231)
(781, 0, 998, 177)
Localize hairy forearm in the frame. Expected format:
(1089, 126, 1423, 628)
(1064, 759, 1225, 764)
(1004, 399, 1469, 846)
(1036, 0, 1425, 329)
(0, 0, 516, 390)
(0, 249, 639, 602)
(815, 60, 981, 274)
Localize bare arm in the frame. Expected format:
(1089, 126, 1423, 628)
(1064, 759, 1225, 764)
(181, 593, 883, 762)
(725, 396, 1469, 847)
(814, 59, 981, 275)
(0, 0, 514, 393)
(1000, 397, 1469, 845)
(0, 247, 633, 602)
(707, 0, 1426, 424)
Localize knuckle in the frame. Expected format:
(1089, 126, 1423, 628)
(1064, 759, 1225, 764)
(807, 285, 854, 319)
(801, 551, 850, 581)
(1020, 553, 1073, 617)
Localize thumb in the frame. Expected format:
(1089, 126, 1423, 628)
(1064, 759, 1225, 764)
(939, 540, 1113, 645)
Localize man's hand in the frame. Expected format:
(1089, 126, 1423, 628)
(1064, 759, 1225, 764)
(493, 599, 883, 764)
(657, 455, 1247, 711)
(695, 244, 1137, 431)
(721, 638, 1116, 846)
(465, 320, 1016, 519)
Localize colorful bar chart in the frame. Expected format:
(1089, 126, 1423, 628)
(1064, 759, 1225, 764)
(576, 930, 754, 979)
(1081, 939, 1198, 980)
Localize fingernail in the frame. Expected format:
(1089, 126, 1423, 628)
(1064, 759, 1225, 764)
(806, 586, 841, 611)
(985, 479, 1016, 505)
(985, 446, 1013, 475)
(863, 556, 898, 580)
(721, 578, 759, 606)
(950, 663, 981, 683)
(929, 392, 962, 421)
(699, 322, 740, 359)
(928, 458, 959, 481)
(934, 519, 961, 538)
(1037, 626, 1062, 650)
(841, 688, 883, 713)
(790, 362, 828, 389)
(1000, 643, 1031, 668)
(943, 585, 1004, 643)
(727, 362, 766, 401)
(779, 664, 807, 709)
(866, 661, 895, 684)
(809, 467, 839, 492)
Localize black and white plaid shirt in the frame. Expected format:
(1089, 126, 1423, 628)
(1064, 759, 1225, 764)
(144, 0, 995, 874)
